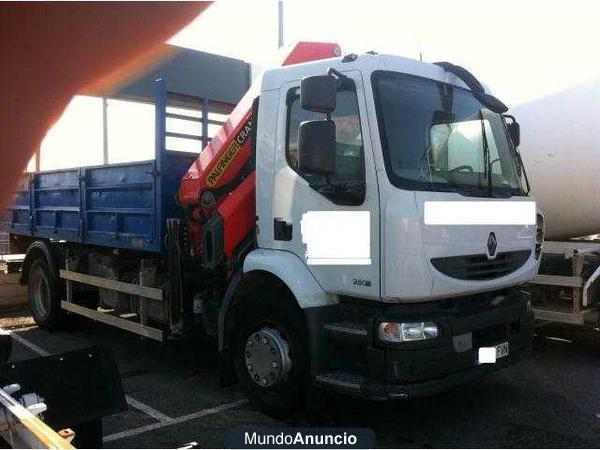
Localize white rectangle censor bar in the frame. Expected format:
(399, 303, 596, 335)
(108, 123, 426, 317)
(301, 211, 371, 265)
(424, 201, 536, 225)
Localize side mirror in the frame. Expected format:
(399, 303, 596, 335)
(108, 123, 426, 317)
(298, 120, 336, 175)
(507, 121, 520, 147)
(300, 75, 336, 113)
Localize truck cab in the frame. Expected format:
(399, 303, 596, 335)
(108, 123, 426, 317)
(255, 53, 540, 300)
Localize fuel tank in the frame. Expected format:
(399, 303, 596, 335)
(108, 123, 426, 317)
(513, 78, 600, 240)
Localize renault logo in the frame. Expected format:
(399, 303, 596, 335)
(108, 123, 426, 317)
(487, 232, 497, 258)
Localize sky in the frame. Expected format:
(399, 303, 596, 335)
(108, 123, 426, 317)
(170, 0, 600, 106)
(37, 0, 600, 170)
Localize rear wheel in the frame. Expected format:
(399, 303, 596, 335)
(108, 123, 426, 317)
(233, 292, 309, 416)
(28, 258, 64, 330)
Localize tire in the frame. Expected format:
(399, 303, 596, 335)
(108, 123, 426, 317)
(27, 257, 64, 330)
(233, 291, 309, 416)
(71, 419, 103, 449)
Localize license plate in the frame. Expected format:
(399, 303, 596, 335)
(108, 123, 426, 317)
(495, 341, 509, 359)
(478, 341, 509, 364)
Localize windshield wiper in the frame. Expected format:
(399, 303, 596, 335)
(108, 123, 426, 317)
(479, 109, 493, 198)
(438, 179, 492, 197)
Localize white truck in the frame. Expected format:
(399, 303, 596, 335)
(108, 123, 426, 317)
(4, 43, 543, 415)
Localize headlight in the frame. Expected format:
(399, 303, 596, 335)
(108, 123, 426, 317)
(378, 321, 439, 343)
(535, 213, 544, 259)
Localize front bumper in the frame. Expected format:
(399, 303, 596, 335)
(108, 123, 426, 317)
(309, 287, 534, 400)
(314, 344, 531, 400)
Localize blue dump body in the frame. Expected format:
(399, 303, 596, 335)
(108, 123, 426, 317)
(2, 80, 229, 253)
(6, 155, 194, 253)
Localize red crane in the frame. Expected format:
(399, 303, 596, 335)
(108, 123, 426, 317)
(178, 42, 341, 264)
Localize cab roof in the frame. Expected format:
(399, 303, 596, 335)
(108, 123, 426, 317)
(260, 52, 486, 94)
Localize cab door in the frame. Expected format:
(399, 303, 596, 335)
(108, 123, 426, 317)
(271, 70, 380, 299)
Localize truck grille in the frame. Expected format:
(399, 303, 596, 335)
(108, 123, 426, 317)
(431, 250, 531, 280)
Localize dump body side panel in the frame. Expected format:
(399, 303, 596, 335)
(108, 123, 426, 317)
(3, 160, 167, 252)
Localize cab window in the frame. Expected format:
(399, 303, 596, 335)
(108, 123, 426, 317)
(286, 85, 365, 205)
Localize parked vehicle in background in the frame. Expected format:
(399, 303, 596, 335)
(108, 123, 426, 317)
(513, 80, 600, 326)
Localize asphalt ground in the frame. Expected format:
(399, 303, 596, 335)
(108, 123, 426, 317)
(1, 301, 600, 448)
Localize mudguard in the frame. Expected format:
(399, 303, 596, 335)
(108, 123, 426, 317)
(218, 249, 342, 383)
(20, 240, 59, 285)
(242, 249, 338, 309)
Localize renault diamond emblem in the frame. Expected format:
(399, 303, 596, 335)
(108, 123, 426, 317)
(487, 232, 497, 258)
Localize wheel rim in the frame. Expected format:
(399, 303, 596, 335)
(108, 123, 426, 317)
(244, 327, 292, 388)
(31, 267, 51, 319)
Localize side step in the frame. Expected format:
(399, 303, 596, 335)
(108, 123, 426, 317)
(315, 371, 363, 392)
(315, 371, 408, 400)
(61, 301, 164, 342)
(324, 321, 369, 344)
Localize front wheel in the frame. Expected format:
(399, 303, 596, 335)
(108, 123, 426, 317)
(233, 293, 309, 416)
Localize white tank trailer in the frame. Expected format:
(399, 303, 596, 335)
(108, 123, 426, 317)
(513, 78, 600, 240)
(513, 78, 600, 325)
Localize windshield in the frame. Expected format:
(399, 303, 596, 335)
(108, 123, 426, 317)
(372, 71, 524, 196)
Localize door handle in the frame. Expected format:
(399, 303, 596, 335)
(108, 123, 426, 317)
(273, 218, 293, 241)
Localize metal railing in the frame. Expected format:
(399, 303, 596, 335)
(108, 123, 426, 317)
(0, 232, 9, 257)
